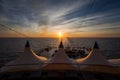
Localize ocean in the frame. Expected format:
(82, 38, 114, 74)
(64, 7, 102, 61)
(0, 38, 120, 67)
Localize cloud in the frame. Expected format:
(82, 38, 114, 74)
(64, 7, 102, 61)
(0, 0, 120, 37)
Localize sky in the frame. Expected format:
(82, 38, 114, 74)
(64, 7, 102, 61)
(0, 0, 120, 38)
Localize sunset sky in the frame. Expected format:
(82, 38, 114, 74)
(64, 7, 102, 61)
(0, 0, 120, 38)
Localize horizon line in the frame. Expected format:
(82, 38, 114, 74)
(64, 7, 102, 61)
(0, 36, 120, 39)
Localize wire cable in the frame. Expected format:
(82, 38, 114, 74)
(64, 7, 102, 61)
(0, 23, 29, 38)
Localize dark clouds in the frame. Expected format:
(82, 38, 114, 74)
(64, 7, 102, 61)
(0, 0, 120, 36)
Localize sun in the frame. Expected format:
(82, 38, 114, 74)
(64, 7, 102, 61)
(58, 32, 62, 38)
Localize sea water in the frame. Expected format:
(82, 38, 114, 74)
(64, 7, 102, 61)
(0, 38, 120, 66)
